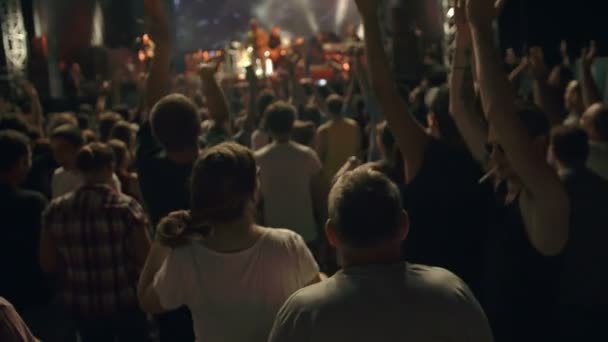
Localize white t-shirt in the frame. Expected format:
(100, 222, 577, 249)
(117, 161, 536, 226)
(51, 167, 122, 198)
(269, 263, 493, 342)
(153, 228, 319, 342)
(254, 141, 322, 242)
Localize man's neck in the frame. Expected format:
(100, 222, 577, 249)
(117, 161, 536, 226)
(272, 135, 291, 144)
(339, 244, 402, 269)
(166, 148, 199, 164)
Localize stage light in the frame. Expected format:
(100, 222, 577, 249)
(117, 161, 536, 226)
(447, 8, 455, 19)
(335, 0, 348, 32)
(265, 58, 273, 76)
(295, 0, 319, 33)
(91, 0, 103, 46)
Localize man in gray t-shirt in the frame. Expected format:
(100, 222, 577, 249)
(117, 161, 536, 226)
(268, 168, 493, 342)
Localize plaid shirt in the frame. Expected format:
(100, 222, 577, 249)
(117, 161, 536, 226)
(43, 184, 148, 317)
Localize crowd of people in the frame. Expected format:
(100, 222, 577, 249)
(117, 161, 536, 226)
(1, 0, 608, 341)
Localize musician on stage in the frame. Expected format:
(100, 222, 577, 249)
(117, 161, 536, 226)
(247, 19, 270, 58)
(269, 26, 282, 49)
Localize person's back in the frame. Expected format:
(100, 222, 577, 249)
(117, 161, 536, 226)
(255, 141, 321, 242)
(136, 94, 199, 226)
(559, 168, 608, 307)
(0, 186, 50, 312)
(0, 131, 51, 314)
(318, 118, 360, 180)
(269, 167, 492, 342)
(155, 228, 317, 342)
(272, 263, 490, 342)
(317, 95, 360, 181)
(550, 125, 608, 338)
(41, 143, 150, 342)
(139, 143, 320, 342)
(43, 184, 144, 318)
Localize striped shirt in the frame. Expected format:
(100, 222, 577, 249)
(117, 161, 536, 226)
(42, 184, 148, 317)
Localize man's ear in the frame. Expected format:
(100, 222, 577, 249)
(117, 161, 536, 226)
(398, 211, 409, 242)
(325, 220, 339, 248)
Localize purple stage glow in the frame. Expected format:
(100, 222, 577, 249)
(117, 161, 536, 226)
(173, 0, 361, 51)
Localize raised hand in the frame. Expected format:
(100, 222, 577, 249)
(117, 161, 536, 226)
(560, 40, 568, 57)
(528, 46, 548, 81)
(199, 62, 221, 79)
(581, 41, 597, 70)
(20, 80, 38, 98)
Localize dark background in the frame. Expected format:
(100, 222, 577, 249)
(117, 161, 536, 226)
(498, 0, 603, 64)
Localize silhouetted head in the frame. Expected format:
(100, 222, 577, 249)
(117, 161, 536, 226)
(150, 94, 201, 152)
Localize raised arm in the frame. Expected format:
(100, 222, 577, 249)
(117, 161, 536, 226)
(355, 0, 430, 183)
(143, 0, 171, 120)
(528, 47, 565, 126)
(200, 63, 231, 132)
(508, 57, 528, 82)
(467, 0, 569, 256)
(450, 1, 488, 162)
(20, 81, 44, 136)
(243, 66, 258, 132)
(581, 41, 602, 108)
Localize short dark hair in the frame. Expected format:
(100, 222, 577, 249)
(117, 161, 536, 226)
(264, 101, 296, 136)
(46, 112, 78, 135)
(329, 168, 403, 248)
(190, 142, 257, 223)
(326, 94, 344, 117)
(110, 121, 134, 148)
(518, 104, 550, 138)
(300, 105, 322, 127)
(98, 112, 123, 142)
(0, 114, 30, 136)
(0, 130, 30, 172)
(551, 125, 589, 169)
(590, 105, 608, 141)
(76, 142, 115, 173)
(150, 94, 201, 151)
(50, 124, 84, 147)
(257, 89, 276, 118)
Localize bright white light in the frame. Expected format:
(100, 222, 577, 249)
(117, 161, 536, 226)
(335, 0, 348, 32)
(447, 8, 455, 19)
(91, 0, 104, 46)
(255, 58, 264, 76)
(253, 0, 318, 35)
(265, 58, 273, 76)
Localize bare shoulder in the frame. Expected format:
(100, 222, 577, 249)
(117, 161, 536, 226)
(344, 118, 358, 126)
(317, 122, 331, 133)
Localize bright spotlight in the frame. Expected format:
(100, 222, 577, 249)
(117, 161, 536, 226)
(447, 8, 455, 19)
(335, 0, 348, 32)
